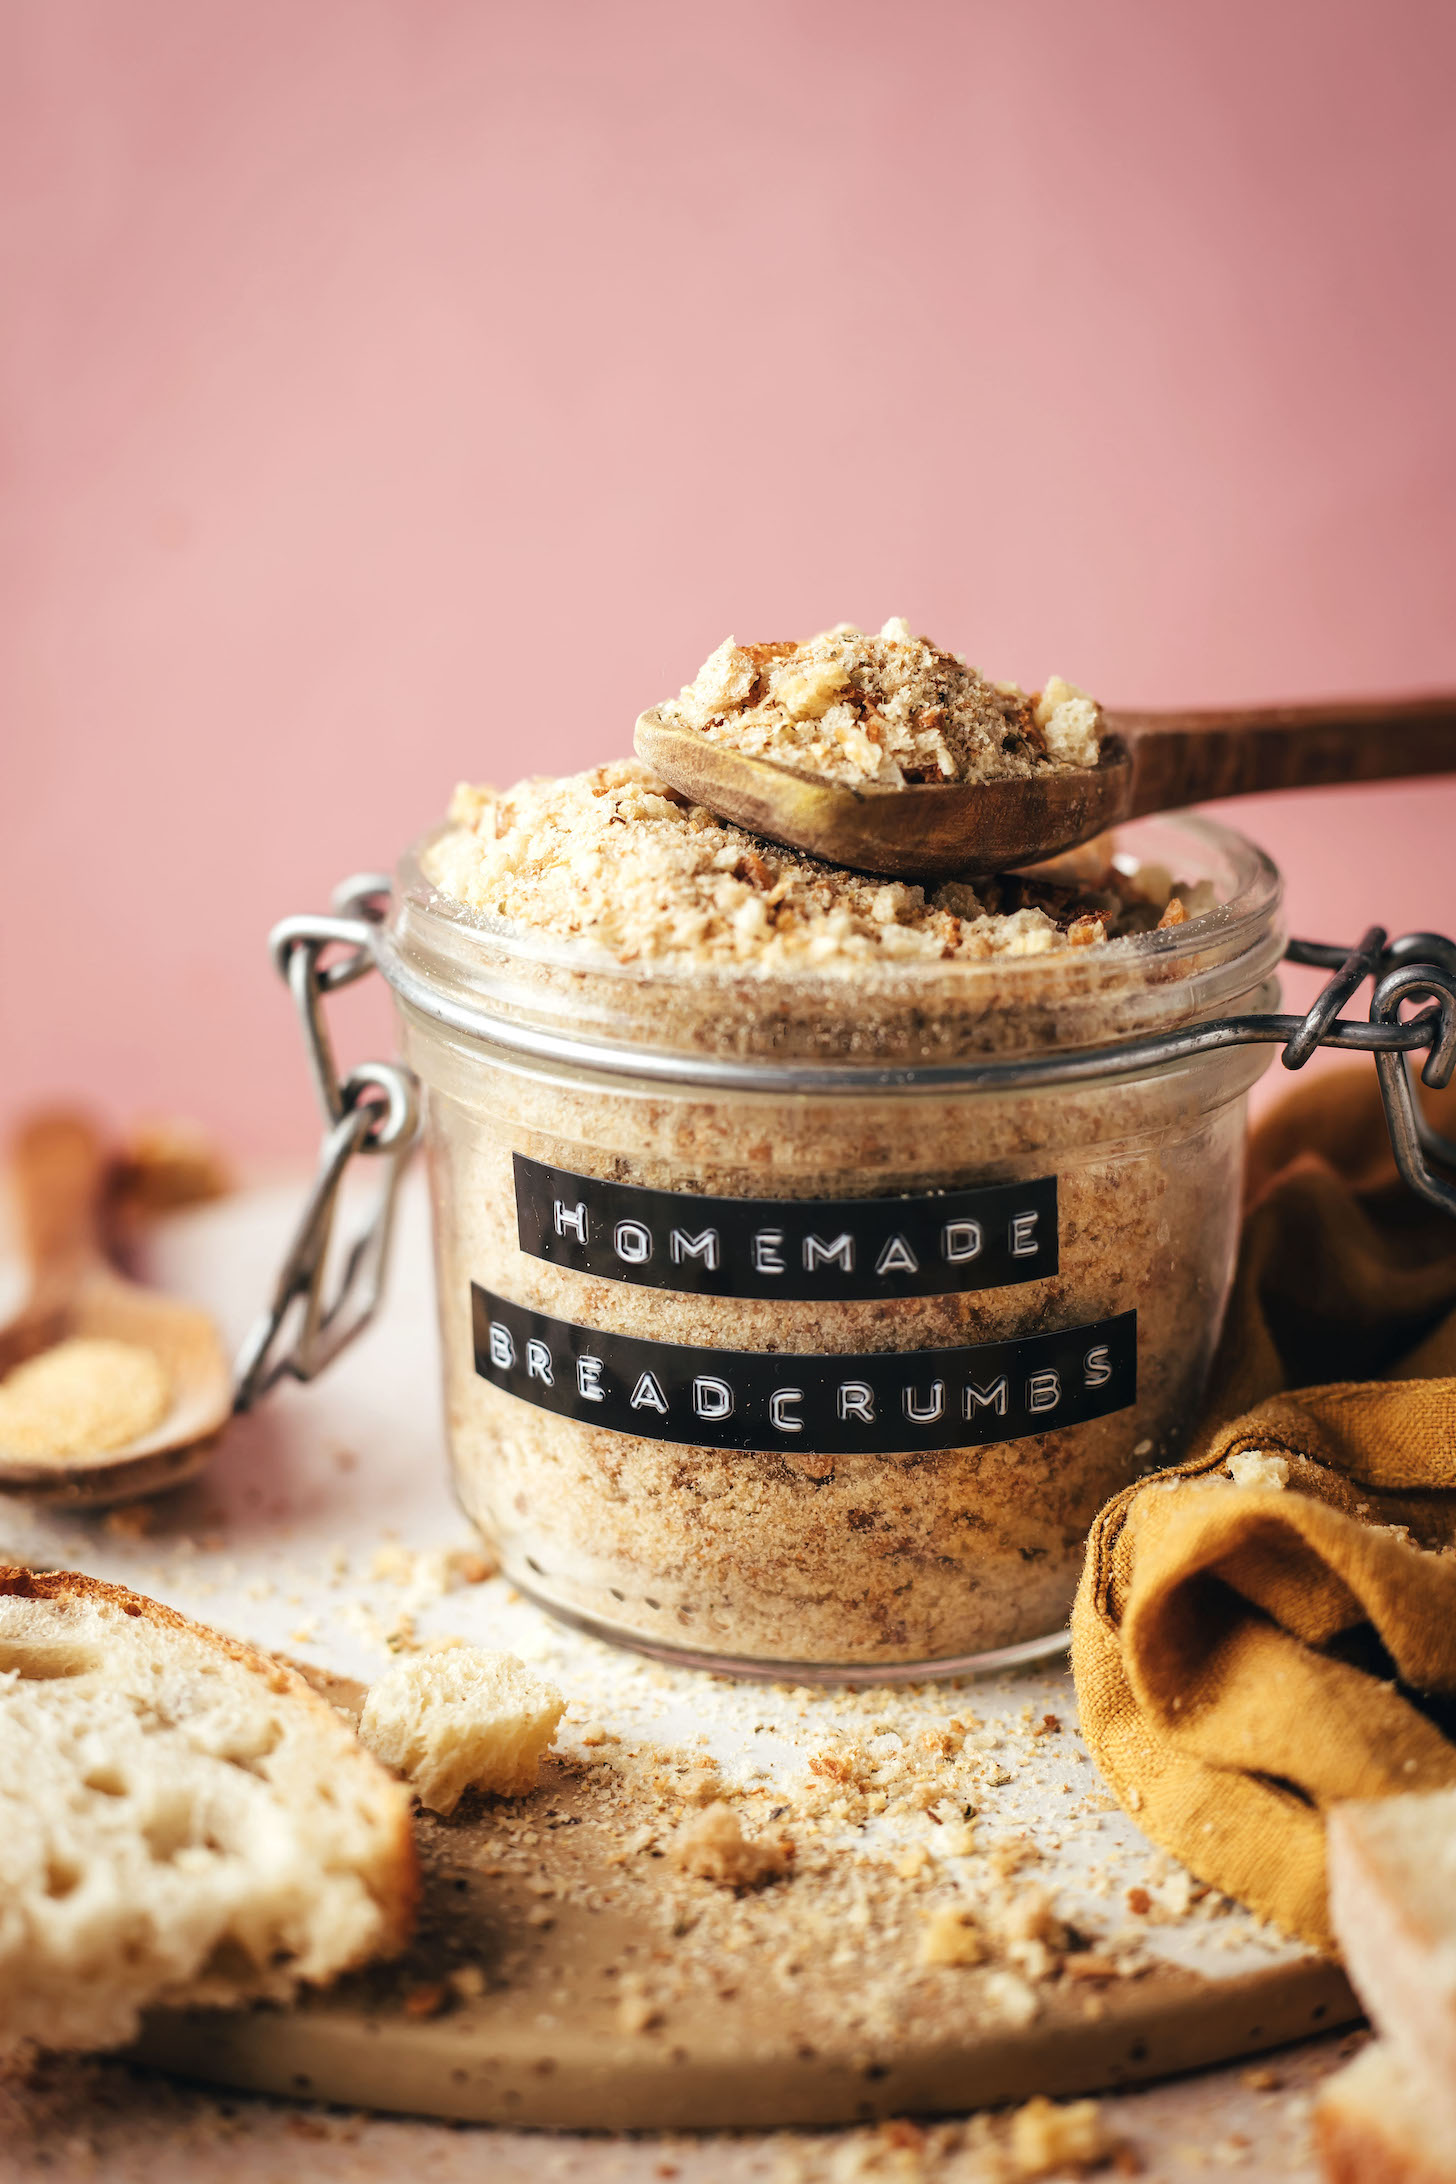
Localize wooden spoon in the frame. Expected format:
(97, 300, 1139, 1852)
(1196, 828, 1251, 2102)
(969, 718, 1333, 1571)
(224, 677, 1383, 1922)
(0, 1114, 232, 1506)
(635, 691, 1456, 879)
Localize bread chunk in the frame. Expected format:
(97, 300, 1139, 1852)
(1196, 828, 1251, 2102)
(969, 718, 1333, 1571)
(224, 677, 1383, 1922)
(668, 1801, 788, 1889)
(0, 1568, 416, 2056)
(358, 1647, 565, 1814)
(1315, 2039, 1456, 2184)
(1224, 1449, 1289, 1489)
(1326, 1787, 1456, 2150)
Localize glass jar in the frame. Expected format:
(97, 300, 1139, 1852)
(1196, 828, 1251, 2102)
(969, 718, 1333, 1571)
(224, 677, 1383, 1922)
(374, 811, 1282, 1682)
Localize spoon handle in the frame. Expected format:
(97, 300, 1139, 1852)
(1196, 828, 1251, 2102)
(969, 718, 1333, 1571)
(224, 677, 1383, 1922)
(1110, 692, 1456, 819)
(12, 1113, 109, 1286)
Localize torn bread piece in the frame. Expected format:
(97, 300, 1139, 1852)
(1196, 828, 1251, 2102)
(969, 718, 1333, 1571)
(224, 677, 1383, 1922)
(1326, 1787, 1456, 2147)
(0, 1568, 417, 2056)
(1317, 1787, 1456, 2177)
(1315, 2038, 1456, 2184)
(359, 1646, 565, 1814)
(1224, 1449, 1290, 1490)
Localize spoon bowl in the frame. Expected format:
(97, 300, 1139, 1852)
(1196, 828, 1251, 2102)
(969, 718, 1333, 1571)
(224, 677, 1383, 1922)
(636, 708, 1131, 878)
(0, 1115, 232, 1507)
(637, 692, 1456, 880)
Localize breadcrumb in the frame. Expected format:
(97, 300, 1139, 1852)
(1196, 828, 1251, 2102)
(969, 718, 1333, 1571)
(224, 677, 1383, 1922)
(1009, 2094, 1117, 2176)
(920, 1906, 988, 1967)
(1225, 1450, 1290, 1491)
(669, 1802, 789, 1890)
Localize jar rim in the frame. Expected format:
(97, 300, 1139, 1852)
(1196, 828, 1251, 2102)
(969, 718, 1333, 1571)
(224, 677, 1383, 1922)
(382, 808, 1284, 1082)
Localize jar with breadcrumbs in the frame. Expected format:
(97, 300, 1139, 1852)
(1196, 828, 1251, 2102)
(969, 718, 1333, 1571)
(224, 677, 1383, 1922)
(363, 764, 1283, 1681)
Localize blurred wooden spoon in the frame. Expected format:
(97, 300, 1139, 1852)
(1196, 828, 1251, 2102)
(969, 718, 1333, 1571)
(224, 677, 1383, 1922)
(0, 1114, 231, 1506)
(636, 691, 1456, 879)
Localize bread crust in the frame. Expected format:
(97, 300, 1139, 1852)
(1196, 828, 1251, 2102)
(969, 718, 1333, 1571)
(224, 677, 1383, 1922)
(1326, 1791, 1456, 2155)
(0, 1566, 419, 1964)
(1317, 2088, 1456, 2183)
(1315, 2115, 1448, 2184)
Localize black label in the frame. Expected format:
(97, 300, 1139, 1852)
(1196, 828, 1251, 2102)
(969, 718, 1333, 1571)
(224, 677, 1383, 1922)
(512, 1156, 1058, 1301)
(472, 1286, 1135, 1457)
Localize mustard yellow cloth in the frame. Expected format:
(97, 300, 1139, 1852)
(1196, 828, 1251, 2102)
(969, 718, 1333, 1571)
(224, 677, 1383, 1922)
(1070, 1068, 1456, 1949)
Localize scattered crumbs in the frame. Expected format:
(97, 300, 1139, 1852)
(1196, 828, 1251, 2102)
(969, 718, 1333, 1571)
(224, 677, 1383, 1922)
(103, 1502, 155, 1541)
(1008, 2093, 1118, 2177)
(616, 1973, 664, 2036)
(920, 1906, 987, 1967)
(999, 1887, 1072, 1982)
(1209, 2134, 1253, 2167)
(446, 1545, 497, 1586)
(370, 1541, 425, 1585)
(982, 1968, 1040, 2028)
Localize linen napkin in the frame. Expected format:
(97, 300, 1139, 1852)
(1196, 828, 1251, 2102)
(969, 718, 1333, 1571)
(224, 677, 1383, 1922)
(1070, 1066, 1456, 1948)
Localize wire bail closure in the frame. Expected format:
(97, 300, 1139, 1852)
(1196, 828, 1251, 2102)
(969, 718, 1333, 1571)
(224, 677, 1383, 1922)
(233, 875, 420, 1411)
(237, 883, 1456, 1408)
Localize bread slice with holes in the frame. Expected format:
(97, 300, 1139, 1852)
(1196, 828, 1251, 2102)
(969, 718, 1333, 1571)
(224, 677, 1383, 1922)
(0, 1568, 417, 2055)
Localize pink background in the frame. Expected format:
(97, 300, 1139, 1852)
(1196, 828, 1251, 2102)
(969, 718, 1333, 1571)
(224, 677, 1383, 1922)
(3, 0, 1454, 1161)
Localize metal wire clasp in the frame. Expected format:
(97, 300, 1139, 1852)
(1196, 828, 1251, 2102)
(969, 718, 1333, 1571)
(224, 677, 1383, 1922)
(233, 875, 420, 1411)
(1283, 928, 1456, 1214)
(1369, 936, 1456, 1218)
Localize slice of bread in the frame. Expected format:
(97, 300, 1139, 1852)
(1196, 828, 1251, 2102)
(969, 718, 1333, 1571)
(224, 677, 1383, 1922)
(1316, 2040, 1456, 2184)
(0, 1568, 417, 2055)
(358, 1645, 565, 1814)
(1326, 1787, 1456, 2149)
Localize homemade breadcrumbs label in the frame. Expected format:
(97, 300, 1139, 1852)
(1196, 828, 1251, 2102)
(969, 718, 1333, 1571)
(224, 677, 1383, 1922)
(513, 1156, 1058, 1299)
(472, 1288, 1135, 1456)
